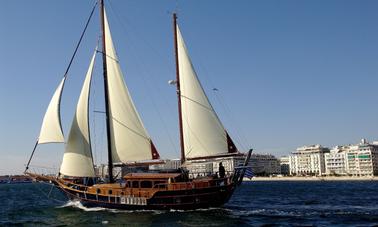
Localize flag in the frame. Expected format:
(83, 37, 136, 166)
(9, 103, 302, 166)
(244, 167, 253, 179)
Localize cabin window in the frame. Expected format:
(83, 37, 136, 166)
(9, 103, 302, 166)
(140, 181, 152, 188)
(154, 181, 166, 188)
(132, 181, 139, 188)
(126, 181, 131, 188)
(96, 189, 101, 194)
(108, 190, 112, 195)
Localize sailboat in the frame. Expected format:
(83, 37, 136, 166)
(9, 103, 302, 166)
(25, 0, 252, 210)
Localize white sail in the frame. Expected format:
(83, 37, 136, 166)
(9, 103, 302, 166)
(103, 9, 159, 163)
(38, 77, 66, 144)
(60, 51, 96, 177)
(176, 25, 236, 159)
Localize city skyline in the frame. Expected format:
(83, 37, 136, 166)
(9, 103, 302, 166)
(1, 0, 378, 175)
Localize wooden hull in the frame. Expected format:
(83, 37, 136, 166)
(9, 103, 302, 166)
(58, 181, 235, 210)
(24, 152, 254, 211)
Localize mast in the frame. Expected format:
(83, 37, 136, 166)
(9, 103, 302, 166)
(100, 0, 114, 183)
(173, 13, 186, 165)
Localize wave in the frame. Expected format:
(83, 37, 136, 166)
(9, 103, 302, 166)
(57, 200, 165, 214)
(57, 201, 234, 215)
(58, 200, 107, 212)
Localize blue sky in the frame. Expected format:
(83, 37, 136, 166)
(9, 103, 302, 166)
(1, 0, 377, 175)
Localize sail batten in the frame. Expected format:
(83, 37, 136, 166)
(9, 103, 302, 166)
(176, 25, 237, 159)
(103, 9, 160, 163)
(60, 51, 96, 177)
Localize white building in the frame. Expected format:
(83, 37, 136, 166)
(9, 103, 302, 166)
(345, 139, 378, 176)
(289, 145, 329, 176)
(325, 146, 349, 175)
(149, 159, 181, 171)
(185, 153, 280, 177)
(185, 155, 245, 178)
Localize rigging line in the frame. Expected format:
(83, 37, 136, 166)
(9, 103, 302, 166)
(27, 164, 58, 170)
(57, 0, 98, 138)
(32, 182, 66, 203)
(107, 0, 176, 75)
(181, 98, 215, 158)
(137, 72, 179, 155)
(111, 116, 151, 141)
(181, 94, 225, 134)
(63, 1, 98, 79)
(106, 2, 179, 154)
(93, 110, 150, 140)
(180, 94, 217, 113)
(25, 1, 98, 172)
(96, 50, 119, 63)
(214, 90, 249, 151)
(24, 140, 39, 172)
(197, 57, 249, 151)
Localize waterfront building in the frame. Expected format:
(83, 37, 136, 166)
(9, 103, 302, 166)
(185, 155, 245, 178)
(149, 159, 181, 171)
(289, 145, 330, 176)
(279, 156, 290, 176)
(185, 153, 280, 177)
(249, 154, 281, 176)
(325, 146, 349, 175)
(345, 139, 378, 176)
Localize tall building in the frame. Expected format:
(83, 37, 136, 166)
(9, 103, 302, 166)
(289, 145, 330, 176)
(345, 139, 378, 176)
(325, 146, 349, 175)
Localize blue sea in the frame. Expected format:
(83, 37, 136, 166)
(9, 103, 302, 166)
(1, 181, 378, 226)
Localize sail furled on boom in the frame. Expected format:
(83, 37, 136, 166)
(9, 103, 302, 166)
(60, 51, 96, 177)
(176, 25, 237, 159)
(103, 9, 160, 163)
(38, 77, 66, 144)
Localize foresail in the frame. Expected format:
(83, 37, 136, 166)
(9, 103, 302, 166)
(60, 51, 96, 177)
(38, 78, 65, 144)
(103, 9, 160, 163)
(176, 25, 237, 159)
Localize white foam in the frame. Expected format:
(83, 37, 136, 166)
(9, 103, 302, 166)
(58, 200, 106, 212)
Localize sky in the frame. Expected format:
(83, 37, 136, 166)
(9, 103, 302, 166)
(0, 0, 377, 175)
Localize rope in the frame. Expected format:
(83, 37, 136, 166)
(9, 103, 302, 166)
(31, 181, 66, 203)
(25, 1, 98, 172)
(196, 56, 249, 151)
(213, 89, 249, 151)
(63, 1, 98, 79)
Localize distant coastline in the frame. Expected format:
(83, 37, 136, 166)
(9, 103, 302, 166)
(0, 175, 32, 184)
(245, 176, 378, 181)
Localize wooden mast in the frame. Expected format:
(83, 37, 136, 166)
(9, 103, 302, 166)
(173, 13, 186, 165)
(100, 0, 114, 183)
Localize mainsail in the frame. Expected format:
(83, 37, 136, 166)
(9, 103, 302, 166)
(60, 51, 96, 177)
(38, 78, 66, 144)
(103, 9, 160, 163)
(176, 25, 237, 159)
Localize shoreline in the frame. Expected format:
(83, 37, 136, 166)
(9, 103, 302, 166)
(245, 176, 378, 181)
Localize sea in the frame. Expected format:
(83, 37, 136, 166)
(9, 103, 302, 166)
(1, 181, 378, 226)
